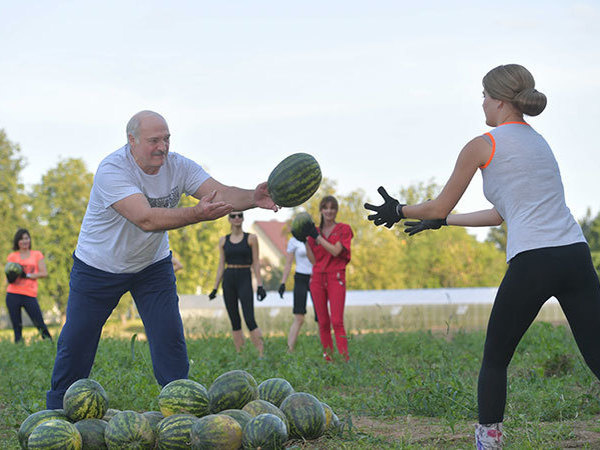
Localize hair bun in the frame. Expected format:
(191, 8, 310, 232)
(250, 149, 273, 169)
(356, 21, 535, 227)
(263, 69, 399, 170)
(513, 88, 547, 116)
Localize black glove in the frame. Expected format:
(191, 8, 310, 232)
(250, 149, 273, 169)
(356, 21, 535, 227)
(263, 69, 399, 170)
(303, 221, 319, 240)
(257, 286, 267, 302)
(20, 269, 28, 278)
(404, 218, 447, 236)
(278, 283, 285, 298)
(208, 289, 217, 300)
(5, 263, 23, 284)
(364, 186, 406, 228)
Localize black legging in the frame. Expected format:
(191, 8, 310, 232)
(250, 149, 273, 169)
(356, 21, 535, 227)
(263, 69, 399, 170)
(478, 242, 600, 423)
(222, 268, 258, 331)
(5, 293, 52, 343)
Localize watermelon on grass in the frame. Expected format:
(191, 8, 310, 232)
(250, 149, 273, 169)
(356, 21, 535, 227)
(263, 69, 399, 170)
(258, 378, 294, 407)
(104, 410, 155, 449)
(218, 409, 253, 429)
(242, 413, 288, 450)
(321, 402, 334, 430)
(102, 409, 121, 422)
(27, 419, 82, 449)
(63, 378, 108, 422)
(142, 410, 165, 434)
(208, 370, 258, 413)
(74, 418, 107, 449)
(18, 409, 69, 449)
(267, 153, 322, 207)
(158, 379, 209, 417)
(280, 392, 326, 440)
(242, 399, 288, 429)
(156, 414, 199, 450)
(190, 414, 242, 450)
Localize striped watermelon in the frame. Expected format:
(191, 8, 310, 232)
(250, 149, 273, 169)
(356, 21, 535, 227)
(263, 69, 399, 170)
(18, 409, 69, 449)
(321, 402, 334, 430)
(63, 379, 108, 422)
(189, 414, 242, 450)
(242, 413, 288, 450)
(258, 378, 294, 407)
(74, 418, 107, 449)
(104, 410, 155, 449)
(102, 409, 121, 422)
(27, 419, 82, 449)
(208, 370, 258, 413)
(156, 414, 199, 449)
(242, 399, 288, 429)
(290, 212, 315, 242)
(267, 153, 322, 207)
(158, 379, 210, 417)
(280, 392, 326, 440)
(142, 410, 165, 435)
(218, 409, 253, 430)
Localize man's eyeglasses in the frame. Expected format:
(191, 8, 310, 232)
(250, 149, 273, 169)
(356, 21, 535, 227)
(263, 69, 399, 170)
(229, 213, 243, 219)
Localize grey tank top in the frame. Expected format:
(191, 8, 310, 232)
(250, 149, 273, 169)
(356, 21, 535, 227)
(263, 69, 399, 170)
(481, 122, 585, 262)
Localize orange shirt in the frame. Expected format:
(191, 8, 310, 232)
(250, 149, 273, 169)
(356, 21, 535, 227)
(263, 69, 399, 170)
(6, 250, 44, 298)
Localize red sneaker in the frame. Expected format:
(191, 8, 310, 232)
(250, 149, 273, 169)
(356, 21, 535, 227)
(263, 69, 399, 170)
(323, 352, 333, 362)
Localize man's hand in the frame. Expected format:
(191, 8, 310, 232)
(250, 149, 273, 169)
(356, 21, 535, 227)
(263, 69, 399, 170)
(278, 283, 285, 298)
(254, 182, 278, 212)
(257, 286, 267, 302)
(404, 219, 447, 236)
(192, 190, 234, 222)
(208, 289, 217, 300)
(364, 186, 406, 228)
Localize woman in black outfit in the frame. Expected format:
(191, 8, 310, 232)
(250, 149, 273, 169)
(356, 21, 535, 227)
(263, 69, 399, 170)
(210, 211, 267, 358)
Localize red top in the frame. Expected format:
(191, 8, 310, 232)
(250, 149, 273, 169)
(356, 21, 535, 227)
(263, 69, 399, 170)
(6, 250, 44, 298)
(307, 223, 353, 273)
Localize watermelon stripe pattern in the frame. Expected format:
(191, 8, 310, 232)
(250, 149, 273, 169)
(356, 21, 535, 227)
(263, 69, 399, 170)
(190, 414, 242, 450)
(280, 392, 326, 440)
(242, 399, 289, 430)
(267, 153, 322, 207)
(158, 379, 210, 417)
(208, 370, 258, 413)
(105, 410, 155, 449)
(27, 419, 82, 449)
(218, 409, 253, 430)
(63, 379, 108, 422)
(18, 409, 70, 449)
(258, 378, 295, 408)
(156, 414, 199, 450)
(74, 418, 107, 449)
(242, 413, 288, 450)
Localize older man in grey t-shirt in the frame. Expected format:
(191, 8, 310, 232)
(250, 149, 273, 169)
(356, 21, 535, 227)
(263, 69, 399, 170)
(47, 110, 277, 409)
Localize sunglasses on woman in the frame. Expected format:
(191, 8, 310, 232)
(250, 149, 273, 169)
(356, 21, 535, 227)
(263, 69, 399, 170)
(229, 213, 243, 219)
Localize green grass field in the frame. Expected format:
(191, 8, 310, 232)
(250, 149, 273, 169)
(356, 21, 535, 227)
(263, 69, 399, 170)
(1, 304, 600, 449)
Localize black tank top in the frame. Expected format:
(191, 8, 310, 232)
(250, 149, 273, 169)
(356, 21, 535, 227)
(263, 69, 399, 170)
(224, 233, 253, 265)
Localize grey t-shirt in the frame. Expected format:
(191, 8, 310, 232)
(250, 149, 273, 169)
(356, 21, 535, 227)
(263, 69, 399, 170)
(75, 144, 210, 273)
(481, 123, 585, 262)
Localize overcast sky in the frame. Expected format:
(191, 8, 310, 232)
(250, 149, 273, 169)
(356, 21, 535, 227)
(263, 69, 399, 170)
(1, 1, 599, 240)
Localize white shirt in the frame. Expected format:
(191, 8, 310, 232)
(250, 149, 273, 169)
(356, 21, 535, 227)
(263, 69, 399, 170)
(75, 144, 210, 273)
(286, 237, 313, 275)
(482, 123, 585, 262)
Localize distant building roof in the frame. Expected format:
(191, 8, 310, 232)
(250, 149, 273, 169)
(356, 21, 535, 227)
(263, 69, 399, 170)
(250, 220, 290, 266)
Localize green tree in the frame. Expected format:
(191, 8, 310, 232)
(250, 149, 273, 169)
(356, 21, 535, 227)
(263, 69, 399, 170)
(0, 130, 28, 293)
(28, 158, 93, 315)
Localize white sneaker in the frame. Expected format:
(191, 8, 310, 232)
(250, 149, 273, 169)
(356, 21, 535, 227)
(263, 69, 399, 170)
(475, 422, 503, 449)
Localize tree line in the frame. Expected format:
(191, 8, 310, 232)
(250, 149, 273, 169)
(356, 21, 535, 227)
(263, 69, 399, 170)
(1, 129, 599, 318)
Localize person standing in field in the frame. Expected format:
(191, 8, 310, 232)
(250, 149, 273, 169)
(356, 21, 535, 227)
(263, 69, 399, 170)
(5, 229, 52, 343)
(364, 64, 600, 449)
(278, 235, 318, 353)
(296, 196, 353, 362)
(209, 211, 266, 358)
(46, 110, 277, 409)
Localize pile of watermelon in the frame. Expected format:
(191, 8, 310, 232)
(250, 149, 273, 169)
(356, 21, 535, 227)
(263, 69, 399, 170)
(18, 370, 342, 449)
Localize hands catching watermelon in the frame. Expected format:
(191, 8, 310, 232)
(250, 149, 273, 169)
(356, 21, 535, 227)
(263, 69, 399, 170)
(253, 182, 278, 212)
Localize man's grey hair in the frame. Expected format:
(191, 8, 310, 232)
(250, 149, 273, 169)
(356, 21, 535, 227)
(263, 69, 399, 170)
(126, 110, 165, 143)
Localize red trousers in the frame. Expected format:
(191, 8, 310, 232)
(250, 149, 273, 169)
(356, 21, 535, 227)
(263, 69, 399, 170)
(309, 270, 348, 358)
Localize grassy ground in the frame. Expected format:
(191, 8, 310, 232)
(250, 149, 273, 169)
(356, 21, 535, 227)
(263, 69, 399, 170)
(1, 305, 599, 449)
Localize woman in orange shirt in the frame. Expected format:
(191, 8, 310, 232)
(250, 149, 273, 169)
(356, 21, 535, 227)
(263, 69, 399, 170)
(5, 229, 52, 342)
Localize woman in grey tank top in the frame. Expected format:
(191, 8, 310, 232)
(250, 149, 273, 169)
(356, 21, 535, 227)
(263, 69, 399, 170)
(365, 64, 600, 449)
